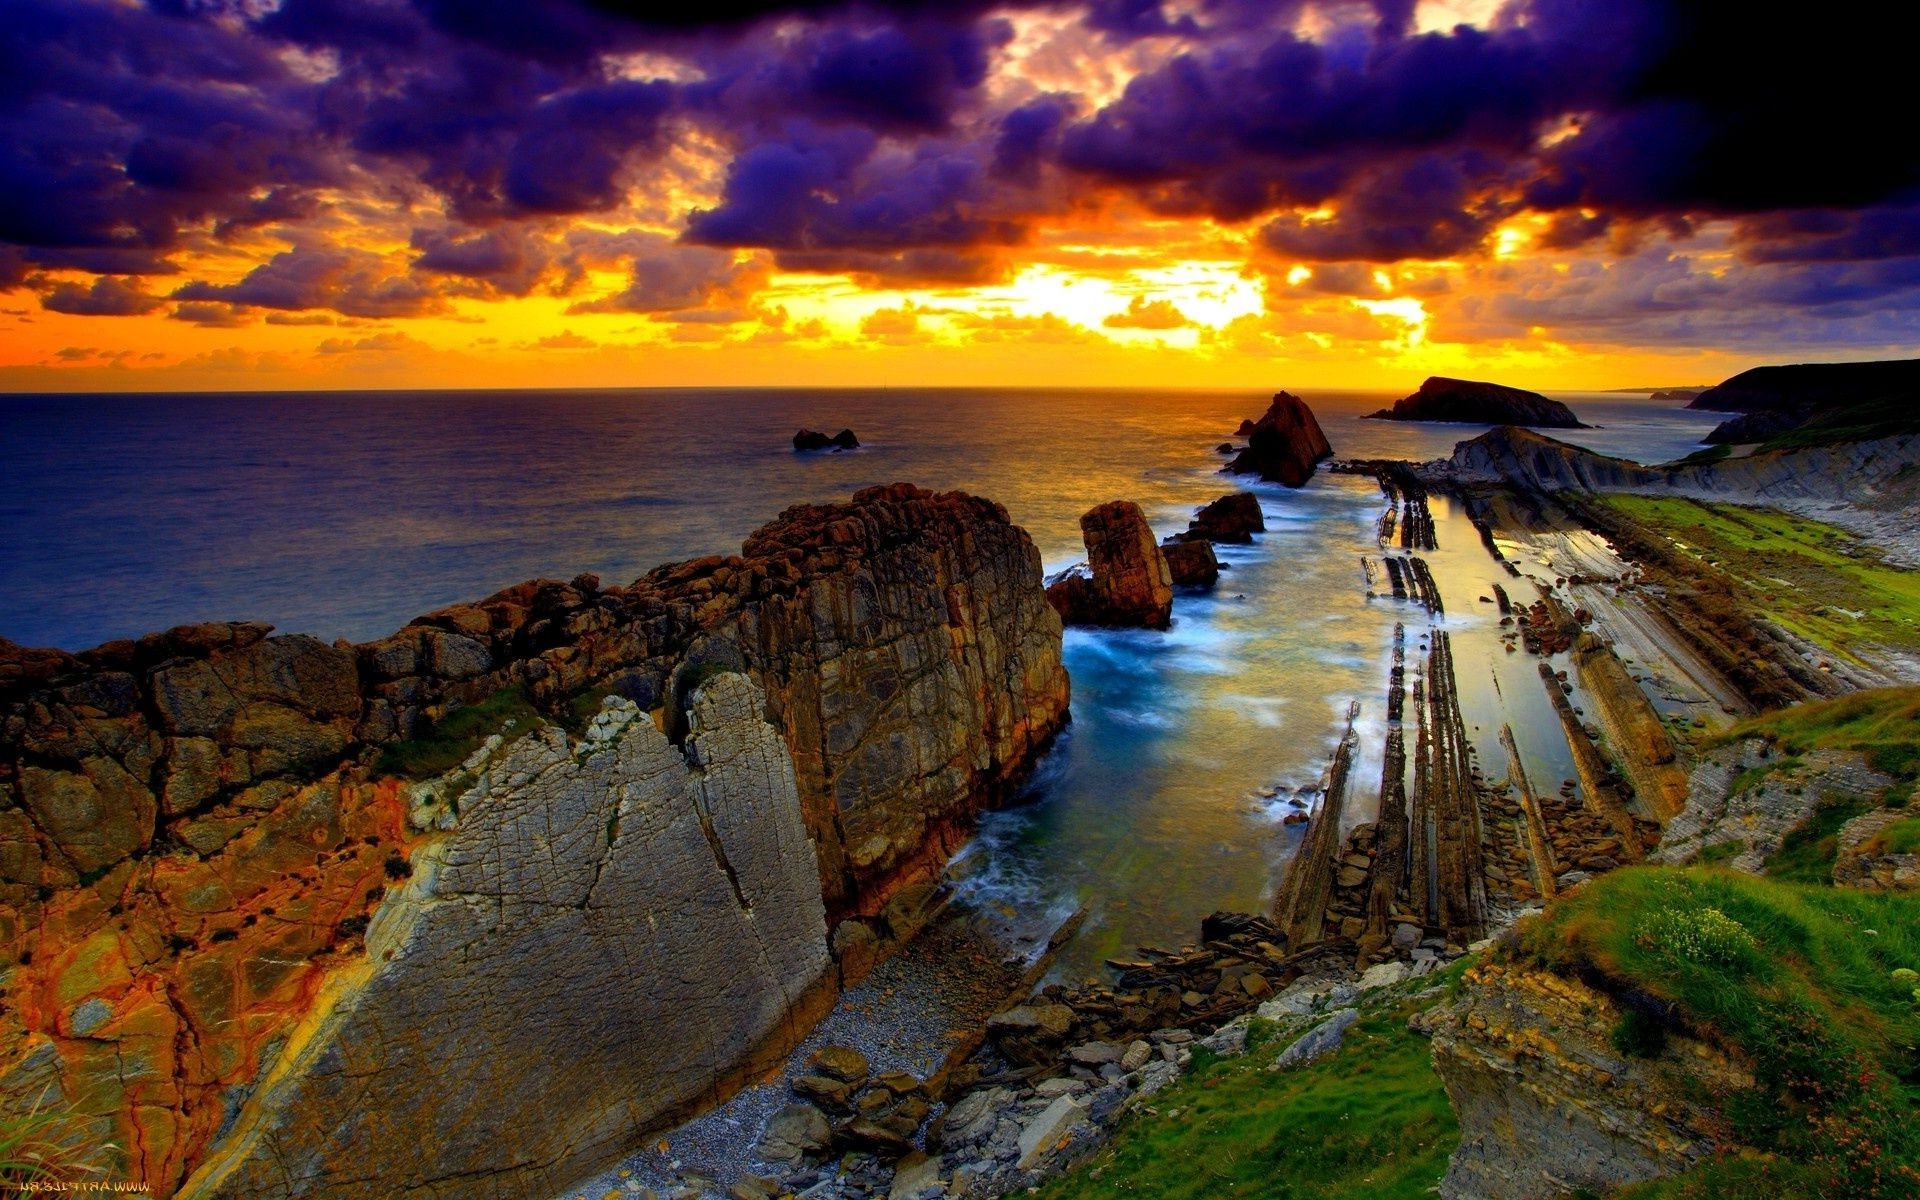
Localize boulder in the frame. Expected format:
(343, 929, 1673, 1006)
(1174, 492, 1265, 543)
(1015, 1096, 1087, 1170)
(1270, 1008, 1359, 1069)
(1045, 501, 1173, 629)
(1365, 377, 1587, 428)
(808, 1044, 871, 1085)
(758, 1103, 833, 1162)
(1226, 392, 1334, 487)
(1160, 539, 1219, 589)
(793, 428, 860, 450)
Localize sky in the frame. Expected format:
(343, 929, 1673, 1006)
(2, 0, 1916, 392)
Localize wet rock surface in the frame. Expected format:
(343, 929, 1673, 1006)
(1171, 492, 1265, 544)
(1160, 539, 1220, 589)
(795, 429, 861, 451)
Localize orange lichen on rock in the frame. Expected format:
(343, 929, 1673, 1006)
(2, 772, 420, 1192)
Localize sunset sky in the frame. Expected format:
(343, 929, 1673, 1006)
(3, 0, 1914, 392)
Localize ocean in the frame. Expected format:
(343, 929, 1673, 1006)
(0, 386, 1725, 972)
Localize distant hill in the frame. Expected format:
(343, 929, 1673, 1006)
(1689, 358, 1920, 447)
(1366, 376, 1587, 428)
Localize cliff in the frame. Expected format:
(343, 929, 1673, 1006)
(1432, 867, 1920, 1198)
(1366, 377, 1587, 429)
(0, 483, 1070, 1196)
(1226, 392, 1333, 487)
(1688, 358, 1920, 447)
(188, 676, 834, 1199)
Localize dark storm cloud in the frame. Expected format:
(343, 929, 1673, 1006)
(4, 0, 1918, 332)
(0, 1, 333, 263)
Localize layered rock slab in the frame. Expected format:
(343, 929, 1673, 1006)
(1430, 959, 1748, 1200)
(183, 676, 835, 1200)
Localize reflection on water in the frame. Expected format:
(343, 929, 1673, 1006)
(2, 386, 1725, 976)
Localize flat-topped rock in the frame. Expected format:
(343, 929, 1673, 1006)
(1366, 377, 1587, 428)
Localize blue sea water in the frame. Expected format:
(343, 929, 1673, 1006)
(0, 386, 1724, 969)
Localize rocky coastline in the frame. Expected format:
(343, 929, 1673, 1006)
(0, 483, 1070, 1198)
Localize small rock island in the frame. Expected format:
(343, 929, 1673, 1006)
(1366, 376, 1588, 428)
(794, 428, 860, 451)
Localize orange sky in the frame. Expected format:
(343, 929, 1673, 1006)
(3, 0, 1907, 394)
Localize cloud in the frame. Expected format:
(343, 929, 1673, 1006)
(169, 301, 254, 327)
(316, 331, 429, 354)
(1102, 295, 1189, 329)
(39, 276, 165, 316)
(563, 232, 765, 314)
(527, 330, 597, 349)
(174, 241, 449, 318)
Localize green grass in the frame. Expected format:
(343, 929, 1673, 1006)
(1671, 443, 1734, 466)
(373, 685, 543, 780)
(1717, 687, 1920, 781)
(1766, 792, 1878, 884)
(1867, 815, 1920, 856)
(1596, 496, 1920, 661)
(1515, 866, 1920, 1198)
(1033, 985, 1463, 1200)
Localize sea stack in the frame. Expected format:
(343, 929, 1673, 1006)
(1161, 539, 1221, 588)
(1171, 492, 1265, 544)
(1366, 377, 1587, 428)
(1226, 392, 1334, 487)
(1046, 500, 1175, 628)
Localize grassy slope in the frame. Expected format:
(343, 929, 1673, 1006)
(1705, 688, 1920, 881)
(1034, 973, 1465, 1200)
(1596, 496, 1920, 663)
(1518, 866, 1920, 1199)
(1597, 491, 1920, 664)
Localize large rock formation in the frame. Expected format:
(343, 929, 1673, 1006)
(1430, 958, 1749, 1200)
(186, 676, 834, 1199)
(1045, 501, 1174, 629)
(1226, 393, 1333, 487)
(0, 483, 1069, 1197)
(1367, 377, 1587, 428)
